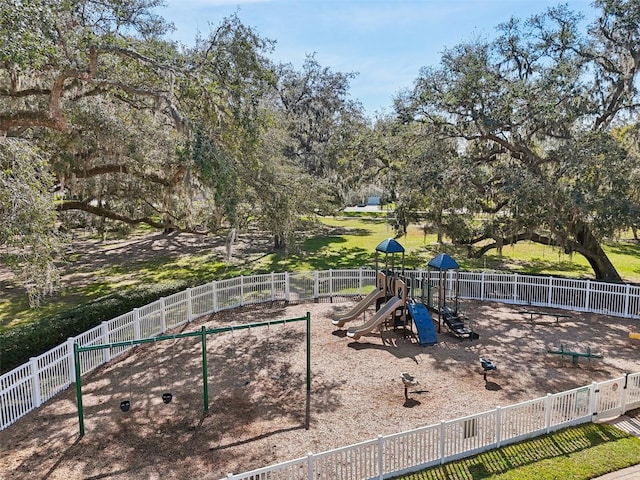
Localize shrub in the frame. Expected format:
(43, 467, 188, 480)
(0, 280, 191, 374)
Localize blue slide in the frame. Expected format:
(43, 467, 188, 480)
(407, 301, 437, 346)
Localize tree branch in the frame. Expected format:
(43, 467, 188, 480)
(466, 229, 596, 260)
(69, 163, 184, 186)
(0, 112, 67, 133)
(56, 201, 208, 235)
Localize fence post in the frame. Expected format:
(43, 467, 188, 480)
(480, 272, 486, 301)
(307, 452, 314, 480)
(544, 393, 553, 433)
(285, 272, 290, 302)
(133, 308, 141, 340)
(513, 274, 518, 303)
(585, 280, 591, 311)
(314, 271, 320, 303)
(359, 267, 364, 294)
(271, 272, 276, 302)
(624, 284, 631, 317)
(212, 280, 219, 313)
(547, 277, 553, 307)
(160, 297, 167, 333)
(29, 357, 42, 408)
(620, 374, 628, 415)
(67, 337, 76, 383)
(495, 406, 502, 447)
(377, 434, 385, 479)
(187, 287, 193, 321)
(329, 269, 334, 299)
(590, 382, 599, 420)
(240, 277, 245, 306)
(101, 322, 111, 363)
(439, 420, 446, 464)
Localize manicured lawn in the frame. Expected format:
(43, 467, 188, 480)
(288, 217, 640, 283)
(0, 250, 242, 332)
(393, 423, 640, 480)
(2, 216, 639, 333)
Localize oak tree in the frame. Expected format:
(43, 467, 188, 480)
(397, 0, 640, 282)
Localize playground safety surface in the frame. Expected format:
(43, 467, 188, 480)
(1, 299, 639, 479)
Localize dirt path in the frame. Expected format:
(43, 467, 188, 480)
(1, 299, 638, 479)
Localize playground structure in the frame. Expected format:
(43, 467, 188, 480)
(345, 238, 409, 340)
(423, 253, 476, 340)
(334, 239, 437, 345)
(73, 314, 311, 437)
(546, 344, 603, 366)
(332, 271, 389, 328)
(629, 326, 640, 341)
(347, 278, 409, 340)
(425, 253, 461, 316)
(441, 306, 475, 339)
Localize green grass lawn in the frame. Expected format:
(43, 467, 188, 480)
(0, 250, 249, 332)
(2, 216, 640, 333)
(393, 423, 640, 480)
(278, 217, 640, 282)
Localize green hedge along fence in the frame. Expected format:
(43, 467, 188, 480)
(0, 280, 192, 373)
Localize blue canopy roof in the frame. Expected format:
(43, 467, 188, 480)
(428, 253, 459, 270)
(375, 238, 405, 253)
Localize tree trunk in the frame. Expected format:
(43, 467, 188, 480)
(274, 233, 285, 251)
(469, 224, 623, 283)
(571, 222, 623, 283)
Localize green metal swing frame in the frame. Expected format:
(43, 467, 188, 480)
(73, 312, 311, 437)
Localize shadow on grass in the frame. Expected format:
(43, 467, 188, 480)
(303, 235, 349, 250)
(302, 228, 375, 250)
(497, 258, 591, 276)
(393, 423, 639, 480)
(264, 247, 376, 272)
(606, 242, 640, 257)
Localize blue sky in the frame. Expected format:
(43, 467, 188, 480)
(161, 0, 596, 117)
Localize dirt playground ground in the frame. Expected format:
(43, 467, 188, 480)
(1, 298, 639, 479)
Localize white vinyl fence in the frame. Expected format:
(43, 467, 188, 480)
(2, 269, 640, 477)
(223, 373, 640, 480)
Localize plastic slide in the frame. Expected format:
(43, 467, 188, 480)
(346, 296, 404, 340)
(332, 289, 386, 327)
(406, 301, 437, 346)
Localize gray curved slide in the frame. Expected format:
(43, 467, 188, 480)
(332, 289, 386, 327)
(346, 296, 404, 340)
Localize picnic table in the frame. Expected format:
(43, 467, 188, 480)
(518, 310, 571, 324)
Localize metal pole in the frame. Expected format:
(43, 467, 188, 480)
(75, 316, 309, 354)
(201, 325, 209, 412)
(305, 311, 311, 430)
(73, 343, 85, 437)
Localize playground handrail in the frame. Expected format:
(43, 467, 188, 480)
(2, 268, 640, 431)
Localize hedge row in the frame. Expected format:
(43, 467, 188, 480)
(0, 280, 191, 374)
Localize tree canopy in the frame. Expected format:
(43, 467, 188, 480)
(3, 0, 640, 304)
(0, 0, 366, 303)
(395, 0, 640, 282)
